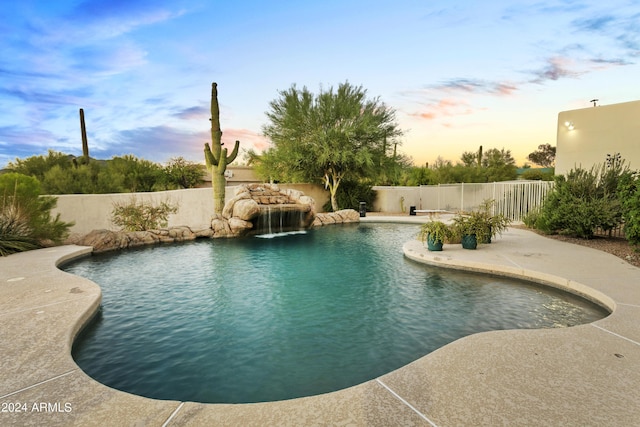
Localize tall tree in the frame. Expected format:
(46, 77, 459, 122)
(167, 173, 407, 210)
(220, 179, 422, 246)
(260, 82, 402, 211)
(527, 143, 556, 167)
(481, 148, 517, 181)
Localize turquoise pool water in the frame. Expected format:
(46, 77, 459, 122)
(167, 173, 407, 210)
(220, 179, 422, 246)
(67, 223, 607, 403)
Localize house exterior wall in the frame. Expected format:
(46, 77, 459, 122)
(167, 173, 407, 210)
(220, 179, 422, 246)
(556, 100, 640, 175)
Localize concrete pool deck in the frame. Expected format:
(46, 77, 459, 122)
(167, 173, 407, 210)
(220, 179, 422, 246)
(1, 218, 640, 426)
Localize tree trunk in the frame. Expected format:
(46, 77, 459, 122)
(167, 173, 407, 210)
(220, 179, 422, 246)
(330, 184, 339, 212)
(325, 170, 342, 212)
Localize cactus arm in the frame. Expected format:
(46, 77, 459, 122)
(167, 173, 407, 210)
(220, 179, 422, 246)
(220, 147, 228, 170)
(204, 143, 217, 167)
(226, 140, 240, 164)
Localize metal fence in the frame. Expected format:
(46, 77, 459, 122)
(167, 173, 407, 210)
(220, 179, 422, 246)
(418, 181, 555, 221)
(373, 181, 558, 221)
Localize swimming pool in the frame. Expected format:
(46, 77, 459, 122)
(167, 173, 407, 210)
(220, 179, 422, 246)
(67, 223, 607, 403)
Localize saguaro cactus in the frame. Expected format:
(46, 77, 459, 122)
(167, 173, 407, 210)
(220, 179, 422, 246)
(204, 82, 240, 214)
(79, 108, 90, 164)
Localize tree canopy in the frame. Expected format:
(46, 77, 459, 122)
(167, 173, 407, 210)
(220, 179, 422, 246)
(527, 143, 556, 167)
(256, 82, 403, 211)
(5, 151, 202, 194)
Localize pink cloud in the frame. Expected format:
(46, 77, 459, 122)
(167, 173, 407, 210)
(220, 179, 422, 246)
(221, 128, 270, 152)
(529, 56, 586, 84)
(411, 98, 475, 121)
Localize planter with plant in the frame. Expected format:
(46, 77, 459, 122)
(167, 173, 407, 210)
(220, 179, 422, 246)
(418, 220, 452, 251)
(477, 199, 511, 243)
(451, 211, 488, 249)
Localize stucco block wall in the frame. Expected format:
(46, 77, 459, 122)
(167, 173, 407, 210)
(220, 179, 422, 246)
(52, 184, 330, 235)
(556, 100, 640, 175)
(371, 186, 421, 213)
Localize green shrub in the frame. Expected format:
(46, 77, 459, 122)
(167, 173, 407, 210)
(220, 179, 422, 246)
(534, 164, 628, 238)
(322, 180, 375, 212)
(520, 168, 554, 181)
(0, 173, 73, 255)
(618, 172, 640, 247)
(522, 209, 540, 229)
(111, 198, 178, 231)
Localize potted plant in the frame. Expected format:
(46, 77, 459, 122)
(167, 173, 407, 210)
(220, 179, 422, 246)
(477, 199, 511, 243)
(451, 200, 512, 248)
(451, 210, 490, 249)
(418, 220, 452, 251)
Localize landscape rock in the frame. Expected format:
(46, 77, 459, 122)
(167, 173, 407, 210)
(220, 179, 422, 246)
(72, 227, 197, 253)
(312, 209, 360, 227)
(232, 199, 260, 221)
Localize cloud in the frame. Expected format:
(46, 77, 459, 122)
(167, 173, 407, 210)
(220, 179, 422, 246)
(528, 56, 585, 84)
(589, 57, 633, 67)
(221, 129, 270, 152)
(93, 125, 269, 163)
(403, 77, 517, 124)
(69, 42, 148, 76)
(0, 125, 76, 167)
(571, 10, 640, 58)
(0, 126, 60, 148)
(572, 15, 616, 32)
(0, 86, 90, 107)
(410, 98, 476, 122)
(433, 78, 518, 96)
(106, 125, 206, 162)
(501, 1, 590, 20)
(174, 106, 209, 121)
(61, 0, 186, 43)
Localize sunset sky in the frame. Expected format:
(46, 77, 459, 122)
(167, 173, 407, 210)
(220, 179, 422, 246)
(1, 0, 639, 168)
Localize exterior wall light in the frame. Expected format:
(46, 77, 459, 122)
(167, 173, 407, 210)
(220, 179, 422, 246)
(564, 121, 574, 130)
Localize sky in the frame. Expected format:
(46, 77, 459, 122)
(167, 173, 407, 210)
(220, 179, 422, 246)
(1, 0, 639, 169)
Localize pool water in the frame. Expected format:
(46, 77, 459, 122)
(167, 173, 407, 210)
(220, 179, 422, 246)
(67, 223, 607, 403)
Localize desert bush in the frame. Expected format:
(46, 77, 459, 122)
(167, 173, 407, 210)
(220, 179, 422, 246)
(0, 173, 73, 255)
(111, 198, 178, 231)
(618, 171, 640, 247)
(533, 163, 629, 238)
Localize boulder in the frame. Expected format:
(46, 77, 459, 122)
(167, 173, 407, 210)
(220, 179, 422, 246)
(311, 209, 360, 227)
(228, 217, 253, 236)
(232, 199, 260, 221)
(222, 192, 251, 219)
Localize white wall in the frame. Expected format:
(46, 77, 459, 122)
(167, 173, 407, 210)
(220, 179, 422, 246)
(53, 188, 215, 235)
(556, 100, 640, 175)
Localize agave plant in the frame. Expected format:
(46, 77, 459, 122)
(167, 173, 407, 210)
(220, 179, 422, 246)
(0, 200, 39, 256)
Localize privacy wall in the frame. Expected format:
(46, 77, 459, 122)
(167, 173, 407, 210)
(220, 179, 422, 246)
(53, 184, 329, 235)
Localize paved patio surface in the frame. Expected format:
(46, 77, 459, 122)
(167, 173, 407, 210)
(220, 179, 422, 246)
(1, 217, 639, 426)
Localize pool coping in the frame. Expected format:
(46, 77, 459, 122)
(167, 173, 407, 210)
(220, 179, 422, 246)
(2, 219, 640, 425)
